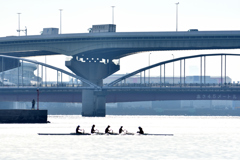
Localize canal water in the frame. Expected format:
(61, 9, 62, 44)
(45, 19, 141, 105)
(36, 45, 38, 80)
(0, 115, 240, 160)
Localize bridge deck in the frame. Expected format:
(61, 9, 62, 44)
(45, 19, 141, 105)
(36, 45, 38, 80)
(1, 31, 240, 58)
(0, 85, 239, 103)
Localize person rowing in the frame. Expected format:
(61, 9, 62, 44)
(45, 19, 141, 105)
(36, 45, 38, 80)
(76, 125, 85, 134)
(91, 124, 99, 134)
(137, 126, 144, 134)
(119, 126, 127, 134)
(105, 125, 113, 134)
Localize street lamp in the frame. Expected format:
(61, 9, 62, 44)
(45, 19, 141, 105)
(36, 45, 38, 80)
(149, 53, 151, 83)
(172, 54, 174, 85)
(175, 2, 179, 32)
(16, 14, 27, 36)
(17, 13, 21, 36)
(111, 6, 115, 24)
(59, 9, 63, 34)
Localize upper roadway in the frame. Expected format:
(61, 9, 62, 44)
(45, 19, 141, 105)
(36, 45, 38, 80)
(0, 30, 240, 59)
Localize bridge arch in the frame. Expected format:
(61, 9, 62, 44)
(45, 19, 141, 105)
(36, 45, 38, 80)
(0, 55, 98, 88)
(107, 53, 240, 87)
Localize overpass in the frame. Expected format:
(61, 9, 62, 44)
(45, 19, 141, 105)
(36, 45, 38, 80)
(1, 30, 240, 116)
(1, 31, 240, 58)
(1, 30, 240, 84)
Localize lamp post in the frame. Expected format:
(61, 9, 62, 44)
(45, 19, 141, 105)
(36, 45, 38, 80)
(17, 13, 21, 36)
(172, 54, 174, 85)
(175, 2, 179, 32)
(148, 53, 151, 83)
(59, 9, 63, 34)
(111, 6, 115, 24)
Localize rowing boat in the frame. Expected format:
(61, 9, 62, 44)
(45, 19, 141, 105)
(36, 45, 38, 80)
(38, 133, 174, 136)
(38, 133, 91, 135)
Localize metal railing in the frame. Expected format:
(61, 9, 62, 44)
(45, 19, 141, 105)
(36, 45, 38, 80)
(107, 53, 240, 87)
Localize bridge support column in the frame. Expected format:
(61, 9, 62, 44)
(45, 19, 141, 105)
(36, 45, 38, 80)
(65, 57, 120, 117)
(82, 90, 106, 117)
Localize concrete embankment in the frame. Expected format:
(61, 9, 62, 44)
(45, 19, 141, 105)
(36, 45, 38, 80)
(0, 109, 48, 123)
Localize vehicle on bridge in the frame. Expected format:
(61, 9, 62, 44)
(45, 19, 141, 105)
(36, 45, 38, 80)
(188, 29, 198, 32)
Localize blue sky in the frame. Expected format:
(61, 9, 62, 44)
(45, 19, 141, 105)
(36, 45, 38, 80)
(1, 0, 240, 81)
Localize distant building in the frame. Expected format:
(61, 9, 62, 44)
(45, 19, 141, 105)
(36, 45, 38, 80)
(89, 24, 116, 33)
(0, 62, 41, 85)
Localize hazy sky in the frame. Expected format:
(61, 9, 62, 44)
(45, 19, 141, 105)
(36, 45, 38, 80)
(1, 0, 240, 81)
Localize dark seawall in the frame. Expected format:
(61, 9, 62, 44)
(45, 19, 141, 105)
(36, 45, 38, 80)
(0, 109, 48, 123)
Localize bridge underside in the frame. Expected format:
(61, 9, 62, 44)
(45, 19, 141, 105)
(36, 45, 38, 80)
(0, 51, 60, 57)
(1, 45, 240, 60)
(73, 46, 240, 60)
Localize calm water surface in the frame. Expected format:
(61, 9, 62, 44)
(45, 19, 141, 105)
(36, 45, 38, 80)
(0, 115, 240, 160)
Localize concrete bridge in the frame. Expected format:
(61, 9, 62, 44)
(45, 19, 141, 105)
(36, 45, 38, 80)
(1, 31, 240, 58)
(1, 30, 240, 116)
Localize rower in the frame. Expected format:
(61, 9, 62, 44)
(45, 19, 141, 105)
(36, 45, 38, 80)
(91, 124, 99, 134)
(76, 125, 84, 134)
(119, 126, 126, 134)
(137, 126, 144, 134)
(105, 125, 112, 134)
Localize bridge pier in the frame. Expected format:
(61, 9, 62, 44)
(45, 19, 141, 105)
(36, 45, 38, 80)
(65, 57, 119, 117)
(82, 90, 106, 116)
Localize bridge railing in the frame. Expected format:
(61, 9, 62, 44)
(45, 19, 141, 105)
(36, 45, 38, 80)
(107, 53, 240, 88)
(105, 82, 240, 88)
